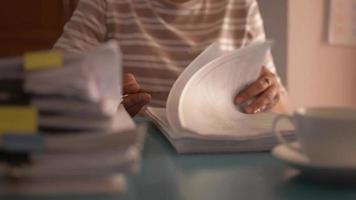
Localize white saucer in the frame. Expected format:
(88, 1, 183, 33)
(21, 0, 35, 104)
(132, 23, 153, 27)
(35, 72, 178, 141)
(272, 142, 356, 179)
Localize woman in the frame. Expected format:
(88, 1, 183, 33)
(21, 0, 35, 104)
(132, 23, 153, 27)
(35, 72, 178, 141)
(55, 0, 286, 116)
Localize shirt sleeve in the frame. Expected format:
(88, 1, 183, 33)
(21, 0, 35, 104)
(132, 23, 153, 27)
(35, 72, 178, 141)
(245, 0, 277, 74)
(53, 0, 107, 53)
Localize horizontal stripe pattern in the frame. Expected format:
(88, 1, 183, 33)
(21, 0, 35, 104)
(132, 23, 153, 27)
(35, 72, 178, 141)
(54, 0, 275, 107)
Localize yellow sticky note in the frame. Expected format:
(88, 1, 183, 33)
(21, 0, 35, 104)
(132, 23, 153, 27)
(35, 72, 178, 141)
(0, 106, 38, 134)
(24, 50, 63, 71)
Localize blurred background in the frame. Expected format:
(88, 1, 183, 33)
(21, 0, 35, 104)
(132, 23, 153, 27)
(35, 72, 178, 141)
(0, 0, 78, 56)
(0, 0, 355, 109)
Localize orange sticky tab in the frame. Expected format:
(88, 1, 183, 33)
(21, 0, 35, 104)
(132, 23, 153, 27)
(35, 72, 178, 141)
(0, 106, 38, 134)
(24, 50, 63, 71)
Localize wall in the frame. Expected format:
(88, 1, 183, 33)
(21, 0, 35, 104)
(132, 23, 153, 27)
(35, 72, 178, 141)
(258, 0, 288, 86)
(288, 0, 356, 108)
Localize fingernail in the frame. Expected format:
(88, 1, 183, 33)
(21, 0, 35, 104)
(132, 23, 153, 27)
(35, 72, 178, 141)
(253, 108, 261, 114)
(235, 97, 243, 104)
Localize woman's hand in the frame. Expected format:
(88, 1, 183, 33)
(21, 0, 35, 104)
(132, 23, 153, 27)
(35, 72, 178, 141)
(234, 66, 281, 114)
(122, 73, 151, 116)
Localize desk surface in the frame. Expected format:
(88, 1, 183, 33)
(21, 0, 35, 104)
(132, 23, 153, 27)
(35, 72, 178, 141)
(4, 119, 356, 200)
(122, 120, 356, 200)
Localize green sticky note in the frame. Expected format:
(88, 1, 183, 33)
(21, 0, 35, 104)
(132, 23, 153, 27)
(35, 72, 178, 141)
(24, 50, 63, 71)
(0, 106, 38, 134)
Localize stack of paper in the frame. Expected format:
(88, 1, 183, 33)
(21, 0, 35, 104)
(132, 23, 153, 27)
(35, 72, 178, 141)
(0, 42, 146, 195)
(146, 41, 294, 154)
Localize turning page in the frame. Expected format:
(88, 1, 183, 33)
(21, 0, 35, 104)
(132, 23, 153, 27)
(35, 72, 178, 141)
(166, 42, 228, 134)
(167, 41, 279, 138)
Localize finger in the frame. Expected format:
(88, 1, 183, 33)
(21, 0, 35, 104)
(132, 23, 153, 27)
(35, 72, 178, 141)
(126, 101, 149, 117)
(123, 73, 141, 94)
(246, 87, 278, 114)
(259, 94, 280, 112)
(266, 93, 281, 111)
(122, 93, 151, 116)
(235, 74, 275, 105)
(123, 92, 151, 109)
(245, 86, 278, 114)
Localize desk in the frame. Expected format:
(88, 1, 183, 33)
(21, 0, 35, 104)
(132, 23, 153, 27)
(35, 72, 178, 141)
(122, 119, 356, 200)
(4, 119, 356, 200)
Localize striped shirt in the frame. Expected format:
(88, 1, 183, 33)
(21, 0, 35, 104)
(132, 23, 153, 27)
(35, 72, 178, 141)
(54, 0, 276, 107)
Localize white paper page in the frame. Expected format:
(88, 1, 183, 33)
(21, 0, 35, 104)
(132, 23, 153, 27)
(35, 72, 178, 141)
(178, 41, 276, 137)
(25, 63, 95, 99)
(148, 107, 295, 144)
(25, 41, 122, 110)
(147, 107, 191, 139)
(82, 41, 122, 103)
(31, 98, 117, 117)
(22, 147, 138, 178)
(39, 104, 136, 132)
(45, 130, 137, 153)
(166, 42, 228, 133)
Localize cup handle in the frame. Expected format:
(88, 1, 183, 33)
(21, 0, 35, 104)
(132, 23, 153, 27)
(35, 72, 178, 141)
(273, 115, 302, 153)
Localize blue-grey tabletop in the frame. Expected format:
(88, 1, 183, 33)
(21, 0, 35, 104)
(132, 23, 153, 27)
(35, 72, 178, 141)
(2, 118, 356, 200)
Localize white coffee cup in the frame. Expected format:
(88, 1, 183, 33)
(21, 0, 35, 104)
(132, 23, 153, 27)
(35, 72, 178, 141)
(273, 107, 356, 167)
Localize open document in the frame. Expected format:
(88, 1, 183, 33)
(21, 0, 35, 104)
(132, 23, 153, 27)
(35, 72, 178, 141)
(146, 41, 293, 154)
